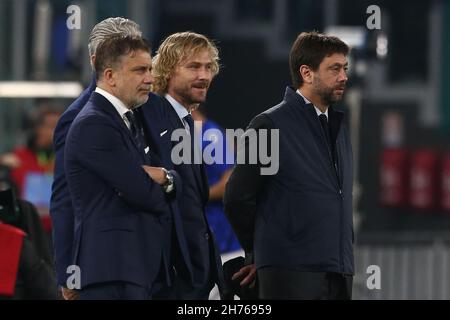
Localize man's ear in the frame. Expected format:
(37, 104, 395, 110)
(299, 65, 313, 85)
(90, 55, 96, 67)
(103, 68, 115, 87)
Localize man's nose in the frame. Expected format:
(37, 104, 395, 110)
(198, 67, 212, 80)
(144, 71, 154, 84)
(339, 69, 348, 82)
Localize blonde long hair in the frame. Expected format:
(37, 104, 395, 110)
(152, 32, 220, 95)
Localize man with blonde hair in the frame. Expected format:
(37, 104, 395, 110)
(151, 32, 220, 97)
(139, 31, 225, 299)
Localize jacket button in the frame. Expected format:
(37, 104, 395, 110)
(205, 233, 210, 240)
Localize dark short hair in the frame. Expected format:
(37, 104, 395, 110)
(94, 36, 151, 80)
(289, 31, 349, 88)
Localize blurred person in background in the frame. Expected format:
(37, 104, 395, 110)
(0, 109, 60, 197)
(191, 106, 240, 254)
(49, 17, 142, 300)
(224, 31, 354, 300)
(0, 188, 57, 299)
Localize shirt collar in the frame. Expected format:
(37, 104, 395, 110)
(95, 87, 130, 119)
(296, 89, 328, 119)
(165, 94, 190, 121)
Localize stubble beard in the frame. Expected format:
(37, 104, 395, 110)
(313, 78, 344, 106)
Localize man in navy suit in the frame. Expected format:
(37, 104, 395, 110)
(64, 36, 184, 299)
(224, 32, 354, 299)
(141, 32, 225, 299)
(50, 18, 143, 300)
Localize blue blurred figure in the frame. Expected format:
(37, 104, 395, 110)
(192, 108, 241, 254)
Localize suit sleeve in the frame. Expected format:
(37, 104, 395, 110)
(50, 85, 95, 287)
(167, 169, 182, 201)
(49, 111, 78, 286)
(223, 114, 274, 254)
(66, 116, 168, 213)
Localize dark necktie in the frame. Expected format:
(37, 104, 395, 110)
(183, 114, 202, 166)
(319, 114, 331, 148)
(124, 110, 147, 156)
(183, 114, 195, 137)
(319, 113, 340, 181)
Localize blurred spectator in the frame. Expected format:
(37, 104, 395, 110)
(0, 188, 53, 267)
(192, 107, 241, 254)
(0, 188, 57, 299)
(0, 109, 60, 197)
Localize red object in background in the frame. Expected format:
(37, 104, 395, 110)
(40, 215, 52, 233)
(0, 223, 25, 297)
(441, 154, 450, 211)
(10, 147, 53, 196)
(409, 149, 439, 211)
(380, 148, 409, 207)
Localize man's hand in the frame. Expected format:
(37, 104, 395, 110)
(142, 166, 167, 185)
(61, 287, 79, 300)
(232, 263, 257, 287)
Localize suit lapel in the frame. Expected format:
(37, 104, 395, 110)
(134, 107, 163, 166)
(139, 97, 179, 169)
(162, 97, 207, 199)
(90, 92, 145, 161)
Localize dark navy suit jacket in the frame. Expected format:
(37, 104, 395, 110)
(224, 87, 354, 275)
(64, 92, 178, 288)
(50, 79, 96, 286)
(140, 94, 225, 298)
(51, 80, 193, 288)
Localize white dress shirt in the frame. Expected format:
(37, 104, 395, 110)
(95, 87, 132, 130)
(165, 94, 191, 134)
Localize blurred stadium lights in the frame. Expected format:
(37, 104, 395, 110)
(0, 81, 83, 98)
(324, 26, 366, 49)
(376, 33, 388, 59)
